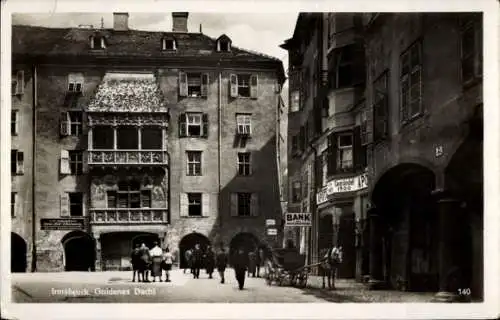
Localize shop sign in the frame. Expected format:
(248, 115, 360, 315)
(285, 212, 312, 227)
(40, 218, 86, 231)
(267, 228, 278, 236)
(266, 219, 276, 226)
(316, 173, 368, 205)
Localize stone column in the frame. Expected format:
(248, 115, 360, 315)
(432, 189, 466, 302)
(93, 233, 102, 271)
(368, 207, 384, 289)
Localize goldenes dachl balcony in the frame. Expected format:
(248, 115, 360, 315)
(90, 208, 168, 224)
(88, 149, 168, 166)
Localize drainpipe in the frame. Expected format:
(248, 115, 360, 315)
(31, 64, 37, 272)
(217, 61, 223, 238)
(308, 142, 318, 266)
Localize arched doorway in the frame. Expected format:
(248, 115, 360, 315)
(101, 232, 159, 271)
(371, 163, 437, 292)
(11, 232, 27, 273)
(178, 232, 211, 269)
(229, 232, 260, 265)
(62, 231, 95, 271)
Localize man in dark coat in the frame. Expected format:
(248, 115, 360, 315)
(233, 247, 249, 290)
(131, 243, 142, 282)
(216, 247, 228, 284)
(192, 243, 203, 279)
(204, 245, 216, 279)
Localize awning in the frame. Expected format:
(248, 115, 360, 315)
(88, 72, 167, 113)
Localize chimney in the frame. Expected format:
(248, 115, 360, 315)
(113, 12, 129, 31)
(172, 12, 188, 32)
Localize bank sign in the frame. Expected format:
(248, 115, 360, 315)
(285, 212, 312, 227)
(316, 173, 368, 205)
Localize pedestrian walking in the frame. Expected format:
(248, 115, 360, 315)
(184, 248, 193, 274)
(216, 247, 228, 284)
(131, 243, 143, 282)
(149, 241, 163, 282)
(192, 243, 203, 279)
(248, 251, 257, 278)
(256, 248, 264, 278)
(139, 243, 151, 282)
(162, 247, 174, 282)
(204, 246, 216, 279)
(233, 247, 249, 290)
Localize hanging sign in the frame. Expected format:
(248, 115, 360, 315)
(285, 212, 312, 227)
(316, 173, 369, 205)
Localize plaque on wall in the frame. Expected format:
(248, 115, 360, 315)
(40, 218, 86, 231)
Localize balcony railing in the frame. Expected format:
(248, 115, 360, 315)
(90, 208, 168, 224)
(88, 150, 168, 166)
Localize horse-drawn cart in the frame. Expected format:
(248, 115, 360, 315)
(264, 248, 309, 288)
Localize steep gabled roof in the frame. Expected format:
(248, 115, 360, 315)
(12, 25, 282, 63)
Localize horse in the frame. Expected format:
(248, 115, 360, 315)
(318, 246, 343, 290)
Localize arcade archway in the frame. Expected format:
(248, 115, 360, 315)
(229, 232, 260, 265)
(178, 232, 211, 269)
(62, 231, 95, 271)
(371, 163, 437, 291)
(101, 231, 159, 271)
(11, 232, 27, 273)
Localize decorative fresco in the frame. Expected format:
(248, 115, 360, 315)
(87, 72, 168, 113)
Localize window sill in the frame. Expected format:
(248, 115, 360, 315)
(233, 215, 257, 218)
(186, 174, 203, 177)
(182, 216, 209, 218)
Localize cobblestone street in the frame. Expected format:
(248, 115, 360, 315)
(11, 268, 435, 303)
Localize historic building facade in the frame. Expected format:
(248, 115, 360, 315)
(282, 12, 483, 300)
(11, 12, 285, 272)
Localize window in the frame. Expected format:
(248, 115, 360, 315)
(92, 126, 114, 149)
(11, 192, 17, 217)
(68, 73, 84, 93)
(237, 152, 251, 176)
(69, 151, 83, 175)
(373, 71, 389, 140)
(217, 37, 231, 52)
(292, 181, 301, 202)
(236, 114, 252, 135)
(237, 193, 251, 216)
(11, 110, 18, 136)
(107, 181, 151, 208)
(11, 70, 24, 95)
(60, 111, 83, 136)
(188, 193, 202, 216)
(337, 133, 353, 170)
(321, 151, 329, 186)
(400, 41, 422, 123)
(330, 45, 354, 89)
(90, 35, 106, 49)
(69, 193, 83, 217)
(461, 17, 482, 83)
(238, 74, 251, 97)
(179, 113, 209, 138)
(162, 38, 176, 51)
(117, 127, 138, 149)
(302, 171, 309, 199)
(290, 90, 300, 112)
(186, 73, 203, 97)
(141, 127, 162, 149)
(186, 151, 202, 176)
(11, 150, 24, 175)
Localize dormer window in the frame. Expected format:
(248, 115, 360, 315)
(68, 73, 84, 94)
(216, 34, 232, 52)
(162, 38, 177, 51)
(90, 35, 106, 50)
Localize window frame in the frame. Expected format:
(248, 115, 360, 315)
(460, 17, 482, 85)
(186, 113, 203, 137)
(237, 152, 251, 176)
(69, 150, 83, 175)
(107, 182, 152, 209)
(69, 111, 83, 136)
(162, 38, 177, 51)
(399, 40, 423, 124)
(187, 73, 202, 97)
(11, 149, 24, 175)
(237, 74, 251, 98)
(186, 151, 202, 176)
(236, 113, 252, 135)
(237, 192, 251, 217)
(11, 110, 19, 136)
(373, 70, 389, 141)
(187, 193, 203, 217)
(69, 192, 83, 217)
(11, 192, 17, 217)
(336, 133, 353, 171)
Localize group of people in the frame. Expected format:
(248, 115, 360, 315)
(184, 244, 266, 290)
(130, 242, 174, 283)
